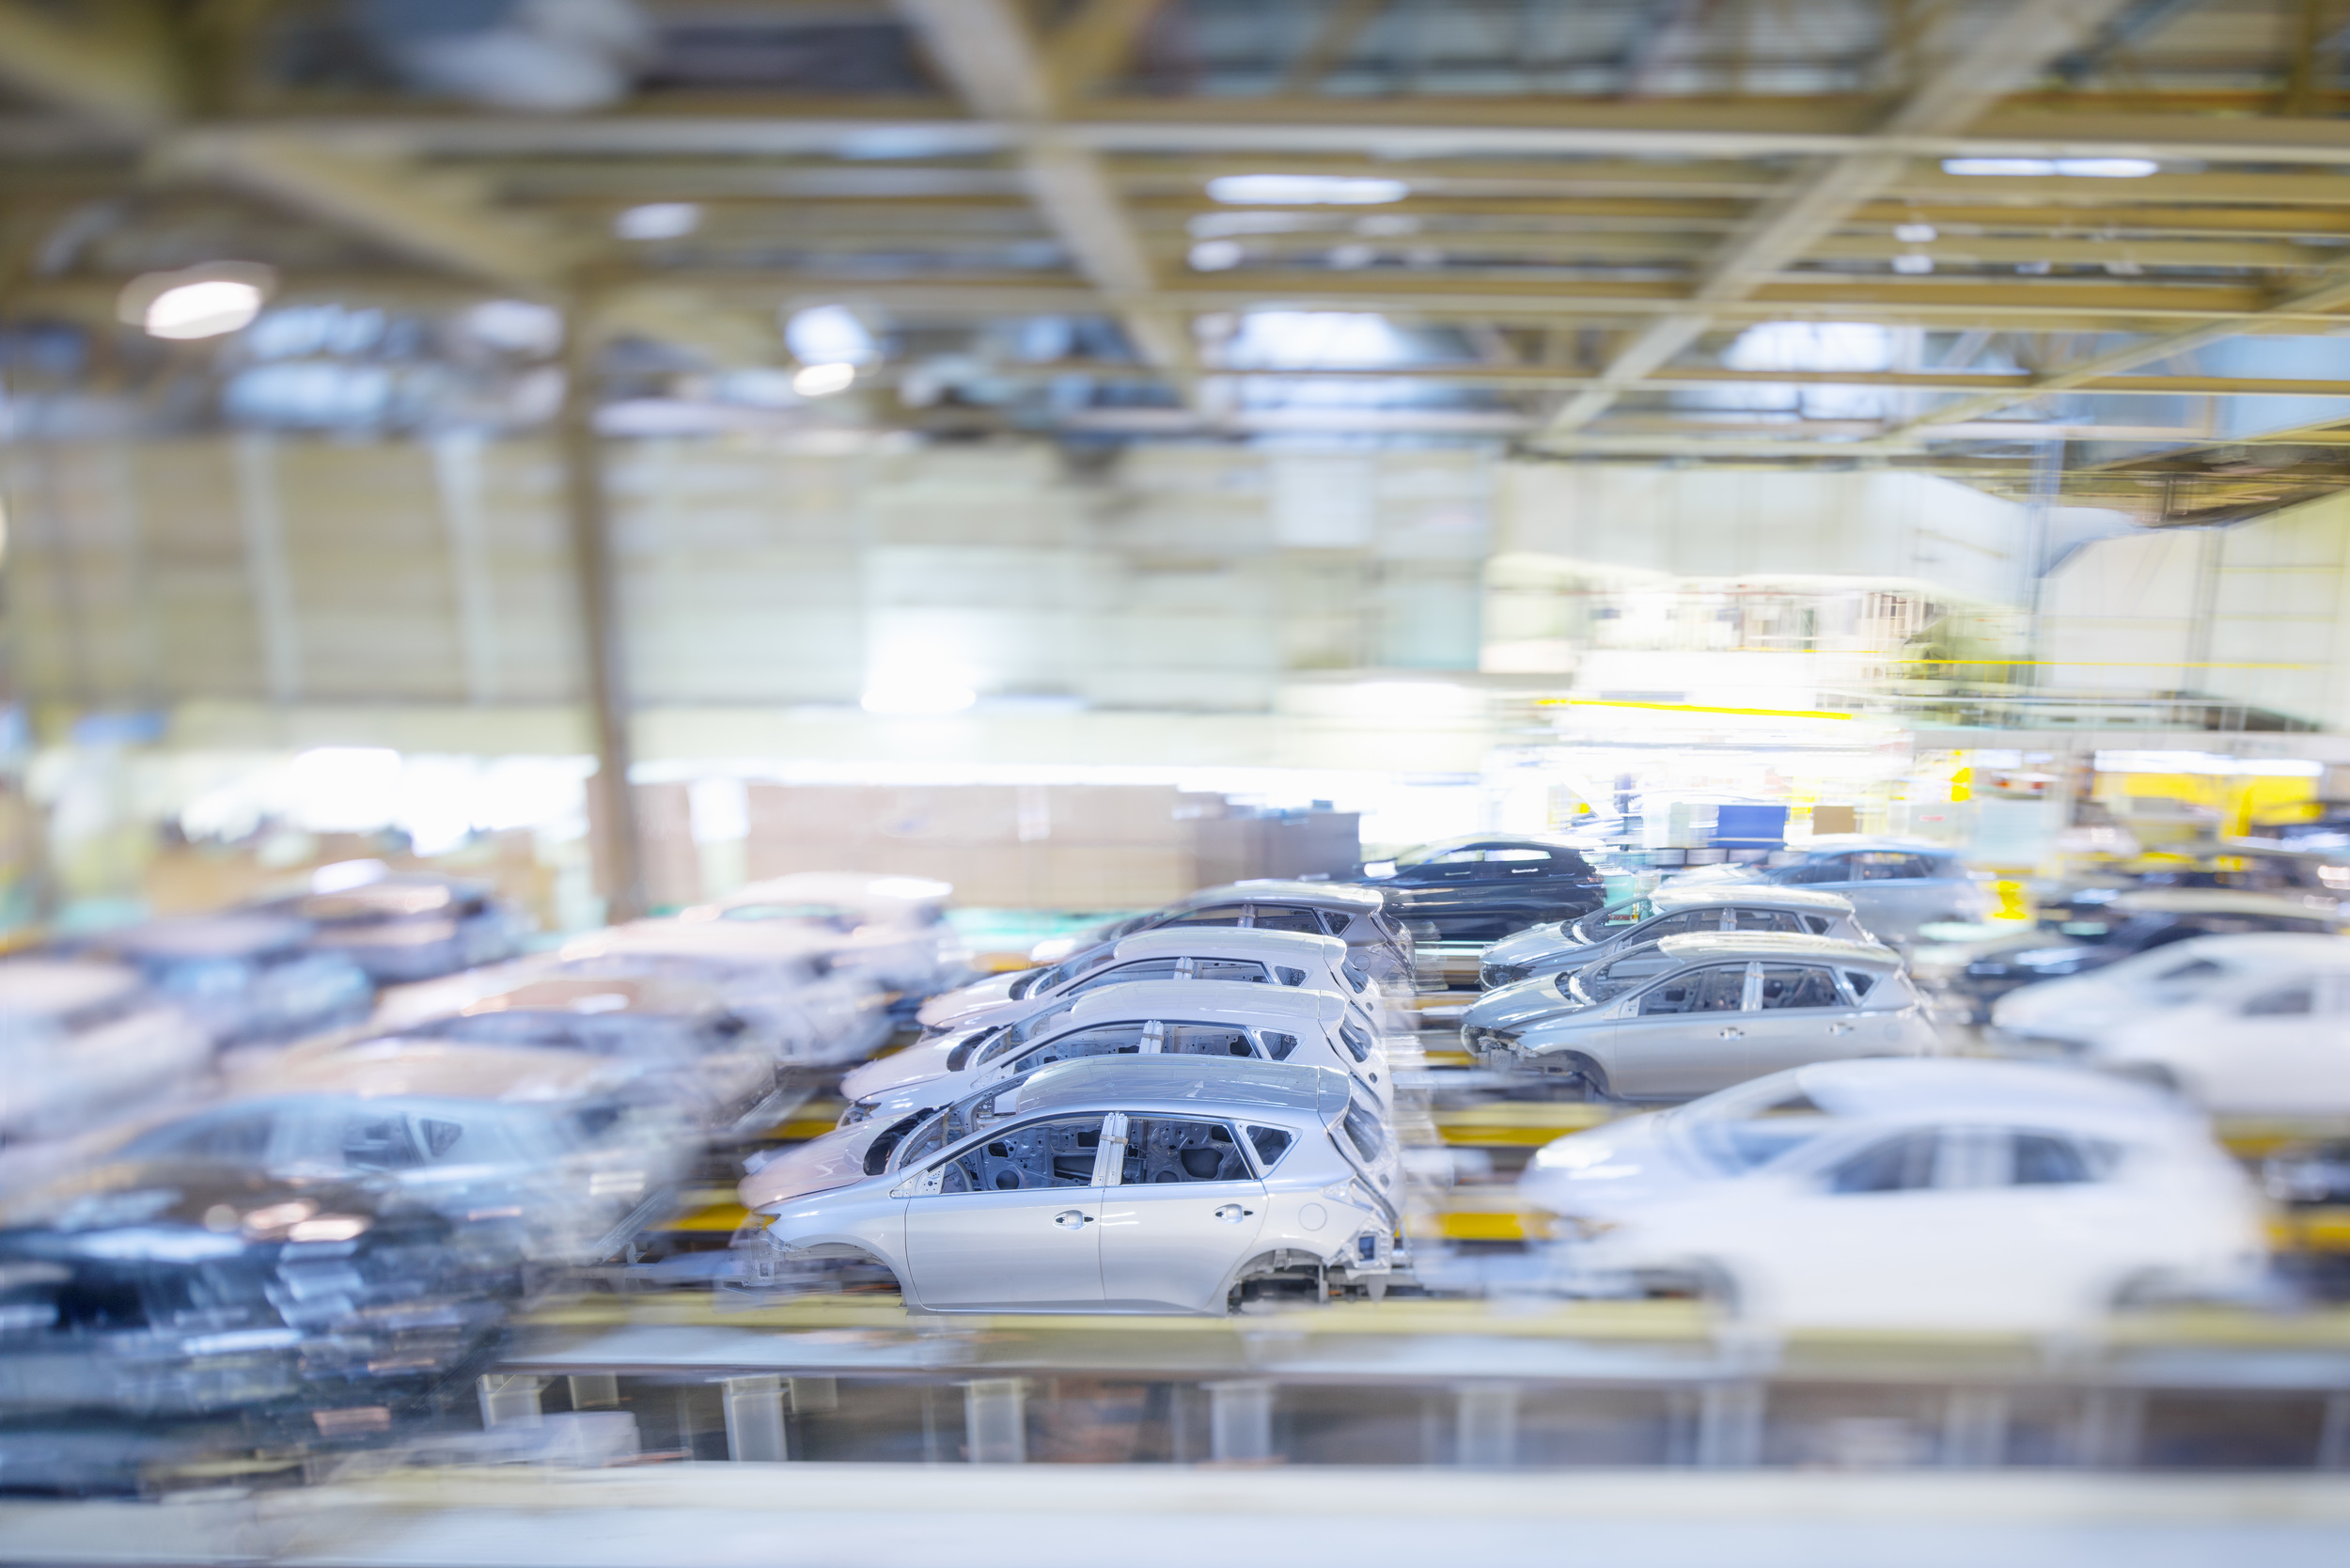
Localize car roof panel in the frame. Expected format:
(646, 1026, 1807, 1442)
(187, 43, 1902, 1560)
(1648, 885, 1857, 915)
(1112, 928, 1347, 964)
(1061, 979, 1343, 1027)
(1652, 932, 1902, 964)
(1014, 1055, 1349, 1117)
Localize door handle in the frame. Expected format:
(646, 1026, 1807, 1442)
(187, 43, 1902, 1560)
(1717, 1026, 1744, 1040)
(1213, 1203, 1255, 1223)
(1053, 1209, 1094, 1229)
(1827, 1022, 1855, 1036)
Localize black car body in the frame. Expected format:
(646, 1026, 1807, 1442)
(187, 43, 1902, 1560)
(1912, 889, 2338, 1022)
(1359, 836, 1607, 945)
(0, 1166, 515, 1420)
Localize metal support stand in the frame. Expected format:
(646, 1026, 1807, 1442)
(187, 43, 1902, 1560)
(1940, 1388, 2009, 1467)
(477, 1374, 546, 1429)
(567, 1374, 619, 1411)
(1694, 1382, 1765, 1468)
(2072, 1389, 2144, 1469)
(721, 1375, 789, 1462)
(2318, 1392, 2350, 1470)
(964, 1378, 1026, 1463)
(1455, 1383, 1520, 1467)
(1205, 1379, 1275, 1463)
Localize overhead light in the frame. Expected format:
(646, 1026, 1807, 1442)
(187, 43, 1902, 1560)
(1891, 254, 1935, 274)
(614, 202, 700, 240)
(784, 304, 880, 367)
(1207, 174, 1408, 206)
(1893, 222, 1938, 243)
(1188, 239, 1244, 271)
(792, 362, 856, 397)
(1942, 157, 2157, 178)
(1326, 243, 1374, 270)
(860, 681, 976, 715)
(118, 262, 277, 341)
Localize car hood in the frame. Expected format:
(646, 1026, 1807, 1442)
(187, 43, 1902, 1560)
(739, 1122, 890, 1210)
(1463, 974, 1579, 1033)
(838, 1035, 964, 1103)
(1483, 921, 1581, 967)
(915, 971, 1021, 1028)
(1516, 1112, 1711, 1217)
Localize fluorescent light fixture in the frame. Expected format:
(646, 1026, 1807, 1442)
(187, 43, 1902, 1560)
(1893, 222, 1938, 243)
(1188, 239, 1244, 271)
(1891, 254, 1935, 274)
(785, 304, 879, 367)
(1208, 174, 1408, 206)
(861, 681, 977, 716)
(144, 279, 266, 339)
(614, 201, 700, 240)
(1942, 157, 2158, 178)
(792, 361, 856, 397)
(2092, 749, 2323, 776)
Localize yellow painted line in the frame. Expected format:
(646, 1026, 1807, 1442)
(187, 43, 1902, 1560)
(1435, 1104, 1615, 1147)
(1539, 697, 1854, 721)
(2272, 1208, 2350, 1253)
(1420, 1049, 1474, 1067)
(1434, 1209, 1527, 1242)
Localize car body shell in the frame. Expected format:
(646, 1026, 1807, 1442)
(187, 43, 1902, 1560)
(837, 980, 1392, 1127)
(0, 962, 212, 1147)
(1912, 889, 2339, 1022)
(1664, 837, 1989, 946)
(251, 873, 525, 984)
(1516, 1058, 2265, 1331)
(2057, 949, 2350, 1115)
(744, 1056, 1401, 1315)
(70, 915, 374, 1047)
(677, 872, 968, 998)
(1358, 835, 1608, 946)
(913, 927, 1389, 1039)
(1028, 881, 1412, 985)
(1478, 933, 1933, 1101)
(1477, 886, 1870, 990)
(1986, 931, 2350, 1053)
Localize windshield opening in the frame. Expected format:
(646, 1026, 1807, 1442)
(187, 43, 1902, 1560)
(1570, 898, 1655, 944)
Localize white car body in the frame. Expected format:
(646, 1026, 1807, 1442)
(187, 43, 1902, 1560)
(1476, 886, 1871, 990)
(1479, 933, 1935, 1100)
(1519, 1058, 2266, 1331)
(0, 962, 212, 1147)
(743, 1056, 1402, 1314)
(838, 980, 1392, 1125)
(2067, 949, 2350, 1115)
(1988, 932, 2350, 1053)
(915, 927, 1388, 1038)
(678, 872, 967, 998)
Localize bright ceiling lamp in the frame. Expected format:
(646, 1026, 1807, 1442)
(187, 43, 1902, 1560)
(1207, 174, 1408, 206)
(1942, 157, 2158, 178)
(117, 262, 277, 341)
(792, 362, 856, 397)
(614, 201, 700, 240)
(860, 680, 976, 715)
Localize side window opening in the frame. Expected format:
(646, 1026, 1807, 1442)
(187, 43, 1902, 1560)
(1317, 910, 1351, 936)
(1192, 958, 1271, 984)
(1163, 1023, 1257, 1059)
(941, 1115, 1103, 1193)
(1244, 1124, 1295, 1169)
(1338, 1021, 1373, 1062)
(1273, 965, 1308, 986)
(1120, 1118, 1249, 1184)
(1250, 906, 1324, 936)
(341, 1112, 420, 1172)
(1015, 1024, 1150, 1071)
(1069, 958, 1183, 995)
(1164, 903, 1250, 930)
(1340, 1090, 1389, 1166)
(1756, 964, 1841, 1010)
(2010, 1132, 2113, 1186)
(1842, 970, 1877, 998)
(2245, 984, 2315, 1017)
(1638, 965, 1747, 1016)
(1825, 1130, 1940, 1194)
(1260, 1030, 1299, 1061)
(2154, 957, 2224, 983)
(1801, 914, 1832, 934)
(1339, 957, 1371, 993)
(1730, 908, 1806, 934)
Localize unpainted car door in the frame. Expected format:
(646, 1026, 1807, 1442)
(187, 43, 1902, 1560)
(2212, 974, 2350, 1109)
(901, 1112, 1111, 1309)
(1605, 963, 1753, 1097)
(1097, 1112, 1269, 1311)
(1740, 963, 1866, 1076)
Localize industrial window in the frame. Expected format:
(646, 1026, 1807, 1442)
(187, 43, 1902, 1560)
(940, 1115, 1104, 1193)
(1119, 1118, 1251, 1184)
(1756, 964, 1841, 1010)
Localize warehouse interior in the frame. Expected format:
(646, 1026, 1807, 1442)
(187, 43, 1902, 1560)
(6, 2, 2350, 1561)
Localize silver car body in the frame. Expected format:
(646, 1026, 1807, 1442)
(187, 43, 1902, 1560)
(0, 962, 212, 1146)
(744, 1056, 1401, 1315)
(1518, 1059, 2265, 1331)
(1477, 886, 1872, 990)
(839, 980, 1392, 1124)
(912, 927, 1389, 1039)
(1479, 933, 1934, 1100)
(1664, 836, 1989, 946)
(678, 872, 967, 997)
(1029, 881, 1412, 985)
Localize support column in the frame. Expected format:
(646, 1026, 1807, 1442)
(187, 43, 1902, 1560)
(559, 300, 645, 922)
(1940, 1388, 2009, 1467)
(721, 1374, 788, 1462)
(964, 1378, 1026, 1463)
(2317, 1391, 2350, 1469)
(2071, 1389, 2144, 1469)
(1694, 1381, 1765, 1468)
(477, 1373, 546, 1428)
(567, 1373, 619, 1411)
(1455, 1383, 1520, 1467)
(1205, 1379, 1275, 1464)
